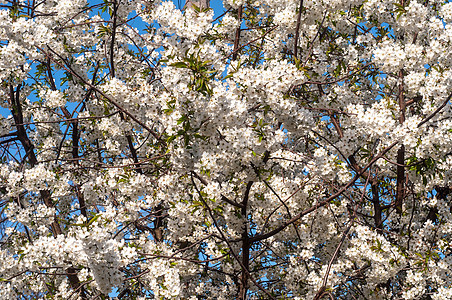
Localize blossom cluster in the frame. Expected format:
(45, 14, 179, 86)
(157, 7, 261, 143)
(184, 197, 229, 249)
(0, 0, 451, 299)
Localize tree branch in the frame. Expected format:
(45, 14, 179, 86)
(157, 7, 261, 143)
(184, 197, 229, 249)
(293, 0, 304, 58)
(250, 141, 398, 244)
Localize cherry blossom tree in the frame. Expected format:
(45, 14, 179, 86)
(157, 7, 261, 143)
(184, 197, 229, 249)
(0, 0, 451, 299)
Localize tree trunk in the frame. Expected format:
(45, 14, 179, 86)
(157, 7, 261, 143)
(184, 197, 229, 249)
(184, 0, 210, 10)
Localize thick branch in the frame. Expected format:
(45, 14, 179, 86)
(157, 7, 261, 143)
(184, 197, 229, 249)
(293, 0, 304, 58)
(395, 69, 405, 214)
(184, 0, 210, 9)
(8, 83, 87, 298)
(191, 175, 276, 300)
(371, 181, 382, 229)
(232, 5, 243, 61)
(239, 181, 253, 299)
(109, 0, 118, 78)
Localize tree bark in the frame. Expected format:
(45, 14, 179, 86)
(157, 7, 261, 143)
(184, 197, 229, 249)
(184, 0, 210, 10)
(395, 68, 405, 214)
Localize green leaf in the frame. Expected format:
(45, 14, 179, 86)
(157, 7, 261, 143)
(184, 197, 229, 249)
(88, 214, 101, 226)
(170, 62, 188, 68)
(166, 135, 177, 143)
(177, 115, 188, 125)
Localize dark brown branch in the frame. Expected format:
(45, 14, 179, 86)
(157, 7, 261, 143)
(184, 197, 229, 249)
(405, 95, 422, 107)
(126, 134, 143, 174)
(417, 92, 452, 128)
(250, 141, 398, 244)
(318, 85, 343, 139)
(8, 84, 62, 234)
(371, 181, 382, 229)
(8, 82, 88, 298)
(302, 13, 327, 66)
(226, 25, 278, 60)
(109, 0, 118, 78)
(329, 112, 343, 138)
(190, 175, 276, 300)
(291, 62, 372, 89)
(66, 267, 88, 299)
(191, 171, 244, 208)
(293, 0, 304, 58)
(395, 145, 405, 214)
(232, 5, 243, 61)
(239, 181, 253, 299)
(315, 172, 372, 300)
(314, 222, 352, 300)
(213, 7, 231, 22)
(262, 179, 302, 241)
(395, 69, 405, 214)
(0, 137, 19, 145)
(42, 46, 161, 141)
